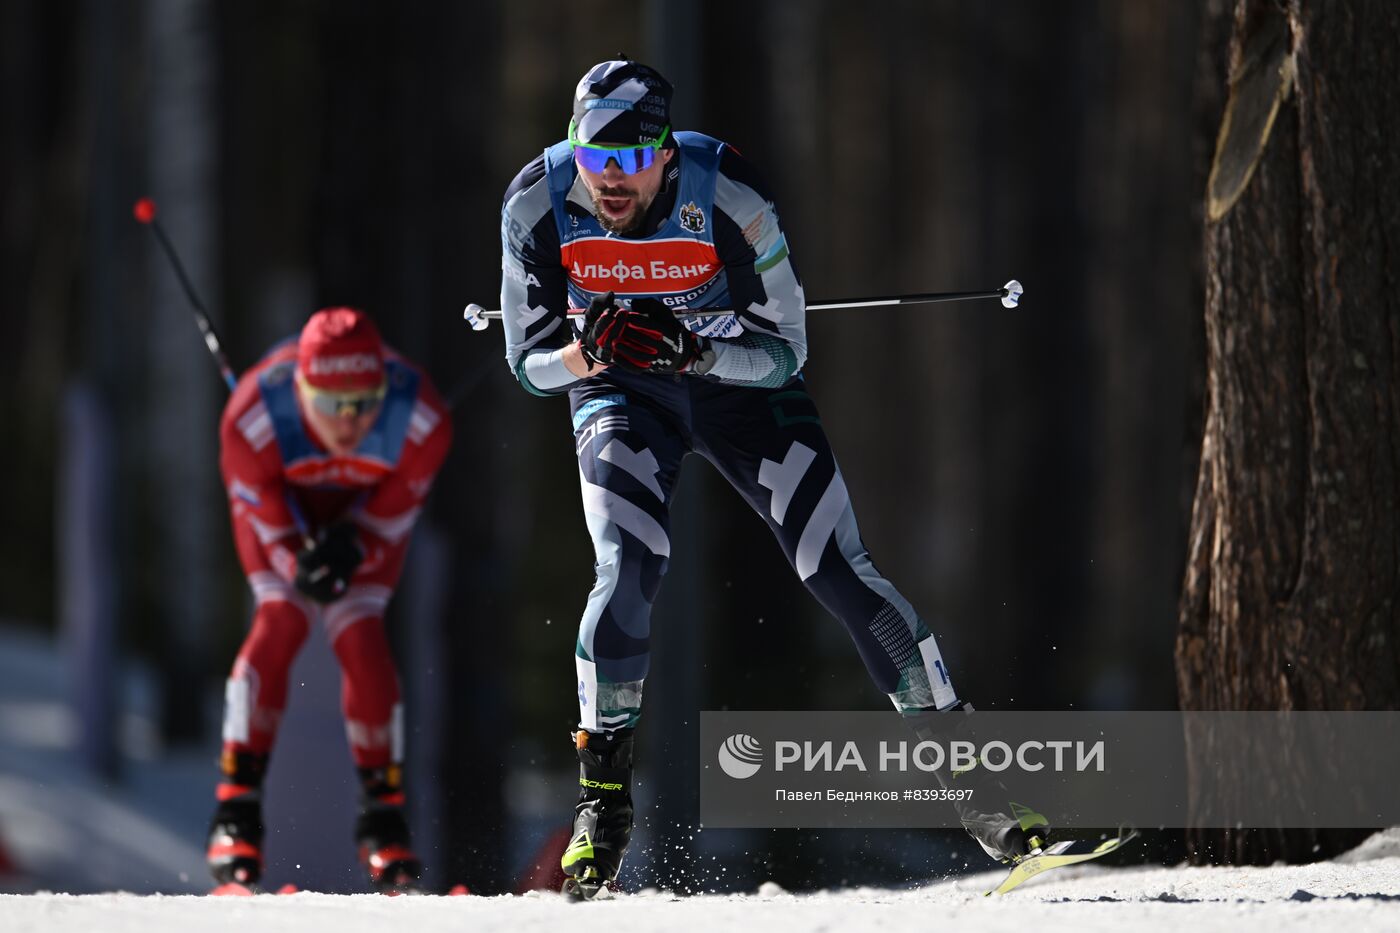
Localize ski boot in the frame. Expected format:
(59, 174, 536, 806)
(354, 764, 424, 893)
(957, 800, 1050, 863)
(560, 728, 634, 901)
(909, 703, 1051, 863)
(206, 749, 268, 888)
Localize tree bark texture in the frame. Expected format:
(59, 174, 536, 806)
(1177, 0, 1400, 863)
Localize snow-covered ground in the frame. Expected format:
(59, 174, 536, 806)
(5, 622, 1399, 930)
(3, 853, 1399, 933)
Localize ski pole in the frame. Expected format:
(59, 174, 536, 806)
(134, 196, 318, 543)
(133, 197, 238, 392)
(461, 280, 1023, 331)
(134, 194, 495, 413)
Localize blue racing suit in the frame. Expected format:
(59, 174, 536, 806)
(500, 132, 960, 730)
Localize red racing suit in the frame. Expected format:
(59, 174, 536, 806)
(217, 339, 451, 770)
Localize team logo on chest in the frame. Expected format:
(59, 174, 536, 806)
(679, 200, 706, 234)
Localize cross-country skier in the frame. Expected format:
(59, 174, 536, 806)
(207, 307, 451, 892)
(498, 58, 1045, 897)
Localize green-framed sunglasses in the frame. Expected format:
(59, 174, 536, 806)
(568, 121, 671, 174)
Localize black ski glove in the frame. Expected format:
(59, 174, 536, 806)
(579, 291, 627, 370)
(293, 523, 362, 604)
(613, 297, 704, 373)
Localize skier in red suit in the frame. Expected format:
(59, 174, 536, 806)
(206, 307, 451, 893)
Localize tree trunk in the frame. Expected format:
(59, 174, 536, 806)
(1177, 0, 1400, 864)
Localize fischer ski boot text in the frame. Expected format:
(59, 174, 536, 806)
(560, 728, 635, 900)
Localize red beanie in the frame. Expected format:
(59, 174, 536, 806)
(296, 308, 385, 391)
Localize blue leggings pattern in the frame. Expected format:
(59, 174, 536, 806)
(567, 371, 959, 731)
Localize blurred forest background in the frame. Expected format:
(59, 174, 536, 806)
(1, 0, 1230, 895)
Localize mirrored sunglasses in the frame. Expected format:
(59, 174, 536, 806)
(569, 123, 671, 175)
